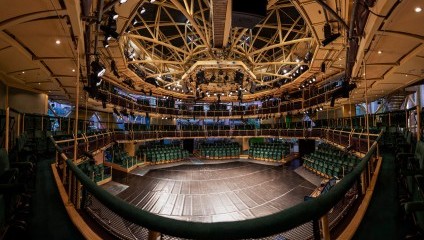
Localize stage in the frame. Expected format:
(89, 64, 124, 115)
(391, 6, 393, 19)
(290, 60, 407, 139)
(111, 161, 317, 222)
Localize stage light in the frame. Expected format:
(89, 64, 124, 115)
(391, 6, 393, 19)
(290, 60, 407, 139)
(103, 38, 109, 48)
(140, 7, 146, 14)
(91, 60, 106, 77)
(119, 0, 128, 3)
(109, 9, 119, 20)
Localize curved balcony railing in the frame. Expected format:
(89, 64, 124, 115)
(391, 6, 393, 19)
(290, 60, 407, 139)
(50, 127, 383, 240)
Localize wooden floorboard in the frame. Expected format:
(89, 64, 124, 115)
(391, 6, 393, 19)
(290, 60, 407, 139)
(110, 162, 316, 223)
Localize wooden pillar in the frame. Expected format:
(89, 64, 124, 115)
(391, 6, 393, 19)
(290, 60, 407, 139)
(5, 86, 9, 152)
(320, 214, 330, 240)
(73, 43, 80, 162)
(364, 60, 370, 150)
(417, 87, 421, 141)
(148, 230, 160, 240)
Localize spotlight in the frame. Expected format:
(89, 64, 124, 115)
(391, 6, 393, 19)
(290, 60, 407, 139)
(100, 25, 119, 39)
(91, 60, 106, 77)
(119, 0, 128, 3)
(109, 9, 119, 21)
(103, 38, 109, 48)
(111, 60, 120, 78)
(140, 7, 146, 14)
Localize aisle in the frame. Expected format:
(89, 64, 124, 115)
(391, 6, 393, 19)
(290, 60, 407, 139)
(27, 158, 83, 240)
(353, 150, 400, 240)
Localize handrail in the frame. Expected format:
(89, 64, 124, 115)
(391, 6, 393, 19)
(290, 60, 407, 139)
(61, 130, 382, 239)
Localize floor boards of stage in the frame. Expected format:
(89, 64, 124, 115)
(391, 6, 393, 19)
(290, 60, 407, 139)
(111, 161, 316, 223)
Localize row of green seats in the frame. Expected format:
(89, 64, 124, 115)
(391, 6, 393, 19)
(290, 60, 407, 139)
(248, 142, 290, 161)
(78, 162, 110, 182)
(199, 142, 241, 159)
(142, 145, 189, 164)
(249, 149, 284, 161)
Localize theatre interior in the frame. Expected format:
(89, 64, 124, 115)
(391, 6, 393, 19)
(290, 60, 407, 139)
(1, 0, 424, 239)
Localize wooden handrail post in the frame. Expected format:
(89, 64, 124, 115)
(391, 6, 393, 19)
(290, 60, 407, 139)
(320, 214, 330, 240)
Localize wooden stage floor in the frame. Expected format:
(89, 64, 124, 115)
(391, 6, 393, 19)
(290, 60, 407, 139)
(112, 161, 316, 223)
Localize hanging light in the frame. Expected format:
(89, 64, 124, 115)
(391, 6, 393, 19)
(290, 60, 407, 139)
(91, 60, 106, 77)
(110, 9, 119, 21)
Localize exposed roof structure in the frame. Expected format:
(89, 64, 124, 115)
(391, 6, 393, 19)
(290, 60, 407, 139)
(0, 0, 423, 109)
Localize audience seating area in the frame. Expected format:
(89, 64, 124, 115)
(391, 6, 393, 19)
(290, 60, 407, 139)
(78, 161, 111, 183)
(107, 145, 141, 168)
(396, 131, 424, 233)
(248, 142, 290, 161)
(198, 142, 241, 159)
(303, 143, 361, 178)
(140, 145, 189, 164)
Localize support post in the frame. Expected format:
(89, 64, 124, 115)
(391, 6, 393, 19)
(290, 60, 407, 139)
(417, 87, 421, 141)
(148, 230, 160, 240)
(73, 43, 80, 162)
(364, 60, 370, 150)
(5, 86, 9, 152)
(320, 214, 330, 240)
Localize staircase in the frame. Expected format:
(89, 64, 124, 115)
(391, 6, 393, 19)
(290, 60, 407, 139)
(386, 91, 409, 111)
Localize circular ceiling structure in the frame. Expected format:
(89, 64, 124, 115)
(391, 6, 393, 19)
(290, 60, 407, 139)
(104, 0, 318, 102)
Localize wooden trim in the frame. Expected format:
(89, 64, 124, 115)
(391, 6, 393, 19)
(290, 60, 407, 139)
(51, 163, 102, 240)
(337, 156, 383, 240)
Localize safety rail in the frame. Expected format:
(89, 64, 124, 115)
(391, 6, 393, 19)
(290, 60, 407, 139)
(49, 128, 383, 239)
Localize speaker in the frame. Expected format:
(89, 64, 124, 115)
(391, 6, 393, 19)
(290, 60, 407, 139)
(321, 62, 326, 73)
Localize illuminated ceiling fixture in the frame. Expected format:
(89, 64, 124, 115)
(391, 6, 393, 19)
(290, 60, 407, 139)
(55, 39, 61, 45)
(119, 0, 128, 4)
(150, 0, 156, 3)
(140, 7, 146, 14)
(378, 50, 382, 54)
(415, 7, 422, 13)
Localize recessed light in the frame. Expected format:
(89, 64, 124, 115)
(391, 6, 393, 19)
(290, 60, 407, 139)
(55, 39, 61, 45)
(378, 50, 382, 54)
(72, 69, 75, 72)
(415, 7, 422, 13)
(405, 74, 408, 77)
(38, 82, 40, 85)
(22, 71, 25, 74)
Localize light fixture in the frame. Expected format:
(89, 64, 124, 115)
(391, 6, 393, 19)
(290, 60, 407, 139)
(91, 60, 106, 77)
(283, 69, 287, 74)
(133, 19, 138, 25)
(415, 7, 422, 13)
(72, 69, 75, 72)
(55, 39, 61, 45)
(119, 0, 128, 3)
(378, 50, 382, 54)
(103, 38, 109, 48)
(110, 9, 119, 20)
(140, 7, 146, 14)
(150, 0, 156, 2)
(22, 71, 25, 74)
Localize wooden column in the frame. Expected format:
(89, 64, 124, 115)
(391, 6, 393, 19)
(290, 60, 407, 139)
(5, 86, 9, 152)
(320, 214, 330, 240)
(73, 43, 80, 162)
(417, 87, 421, 141)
